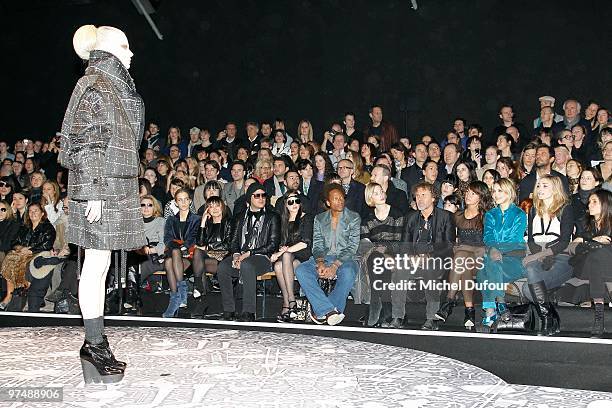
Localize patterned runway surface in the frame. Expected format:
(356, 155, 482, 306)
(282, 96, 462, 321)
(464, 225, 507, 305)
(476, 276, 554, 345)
(0, 327, 611, 407)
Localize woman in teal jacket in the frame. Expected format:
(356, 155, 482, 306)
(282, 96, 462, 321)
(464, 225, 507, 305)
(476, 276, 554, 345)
(478, 178, 527, 330)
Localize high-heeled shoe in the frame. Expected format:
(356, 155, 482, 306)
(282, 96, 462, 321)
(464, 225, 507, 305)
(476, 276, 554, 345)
(464, 307, 476, 330)
(162, 291, 181, 318)
(276, 306, 291, 323)
(101, 335, 126, 370)
(178, 281, 188, 308)
(80, 340, 124, 384)
(592, 303, 605, 338)
(287, 300, 298, 320)
(479, 312, 498, 333)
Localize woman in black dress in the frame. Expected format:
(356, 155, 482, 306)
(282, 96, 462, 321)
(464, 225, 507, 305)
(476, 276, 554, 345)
(435, 181, 493, 330)
(571, 189, 612, 338)
(271, 189, 313, 322)
(191, 196, 232, 318)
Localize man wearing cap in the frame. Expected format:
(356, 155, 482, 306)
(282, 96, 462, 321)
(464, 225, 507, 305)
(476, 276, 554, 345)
(187, 126, 202, 157)
(217, 182, 280, 322)
(533, 96, 564, 129)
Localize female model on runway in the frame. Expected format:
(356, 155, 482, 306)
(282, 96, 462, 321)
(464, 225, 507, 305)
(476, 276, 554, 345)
(59, 25, 145, 384)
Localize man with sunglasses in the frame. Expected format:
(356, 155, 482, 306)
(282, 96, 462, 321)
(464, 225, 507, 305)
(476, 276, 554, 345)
(217, 182, 280, 322)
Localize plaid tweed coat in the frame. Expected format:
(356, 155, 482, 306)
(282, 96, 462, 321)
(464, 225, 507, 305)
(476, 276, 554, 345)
(59, 50, 146, 250)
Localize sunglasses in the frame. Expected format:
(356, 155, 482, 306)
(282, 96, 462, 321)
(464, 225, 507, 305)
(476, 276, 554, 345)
(252, 193, 267, 199)
(287, 198, 301, 206)
(140, 203, 154, 208)
(0, 182, 7, 187)
(0, 208, 6, 212)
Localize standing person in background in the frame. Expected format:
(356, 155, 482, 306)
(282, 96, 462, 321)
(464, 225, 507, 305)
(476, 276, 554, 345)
(363, 105, 399, 152)
(343, 112, 360, 140)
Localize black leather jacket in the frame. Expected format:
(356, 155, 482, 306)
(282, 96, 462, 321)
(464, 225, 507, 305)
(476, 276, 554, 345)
(12, 219, 56, 253)
(229, 205, 281, 257)
(0, 219, 21, 252)
(402, 207, 455, 258)
(197, 218, 232, 251)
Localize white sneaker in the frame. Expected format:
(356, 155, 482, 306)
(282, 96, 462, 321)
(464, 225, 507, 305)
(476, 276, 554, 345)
(326, 312, 345, 326)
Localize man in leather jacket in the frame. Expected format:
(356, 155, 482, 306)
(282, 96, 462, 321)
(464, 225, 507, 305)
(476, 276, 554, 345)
(399, 182, 455, 330)
(217, 182, 280, 321)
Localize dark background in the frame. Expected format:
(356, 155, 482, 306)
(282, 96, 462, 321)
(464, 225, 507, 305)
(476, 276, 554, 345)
(1, 0, 610, 145)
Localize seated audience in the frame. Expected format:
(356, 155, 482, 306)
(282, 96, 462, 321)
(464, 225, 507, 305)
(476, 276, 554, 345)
(162, 188, 200, 318)
(478, 178, 527, 332)
(271, 189, 313, 322)
(191, 196, 232, 318)
(0, 203, 55, 310)
(296, 184, 360, 326)
(361, 182, 405, 328)
(217, 183, 280, 322)
(524, 176, 575, 336)
(436, 181, 493, 330)
(401, 182, 455, 330)
(571, 189, 612, 338)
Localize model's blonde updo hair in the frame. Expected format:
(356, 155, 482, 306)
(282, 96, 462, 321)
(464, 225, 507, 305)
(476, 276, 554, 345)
(73, 24, 98, 60)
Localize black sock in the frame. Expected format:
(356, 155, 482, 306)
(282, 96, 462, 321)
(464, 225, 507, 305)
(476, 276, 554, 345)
(83, 316, 104, 345)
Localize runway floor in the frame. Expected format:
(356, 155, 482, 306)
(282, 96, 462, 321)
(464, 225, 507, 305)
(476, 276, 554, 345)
(0, 326, 611, 407)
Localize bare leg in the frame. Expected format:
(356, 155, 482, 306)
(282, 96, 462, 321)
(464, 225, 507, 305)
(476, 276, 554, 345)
(1, 279, 14, 304)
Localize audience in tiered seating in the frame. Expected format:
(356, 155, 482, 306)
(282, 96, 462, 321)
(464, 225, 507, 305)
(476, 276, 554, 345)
(1, 97, 611, 337)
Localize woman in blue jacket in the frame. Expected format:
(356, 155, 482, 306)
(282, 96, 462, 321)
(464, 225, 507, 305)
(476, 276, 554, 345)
(162, 188, 200, 317)
(478, 178, 527, 331)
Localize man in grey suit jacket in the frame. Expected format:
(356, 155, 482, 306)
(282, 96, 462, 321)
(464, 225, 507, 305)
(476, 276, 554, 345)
(295, 184, 361, 326)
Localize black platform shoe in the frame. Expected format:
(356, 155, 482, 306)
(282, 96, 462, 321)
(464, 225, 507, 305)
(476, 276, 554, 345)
(434, 299, 456, 322)
(464, 307, 476, 330)
(80, 340, 124, 384)
(101, 335, 126, 370)
(592, 303, 605, 338)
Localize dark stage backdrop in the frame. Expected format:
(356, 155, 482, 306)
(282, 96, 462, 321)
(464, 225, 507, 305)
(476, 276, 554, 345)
(1, 0, 610, 145)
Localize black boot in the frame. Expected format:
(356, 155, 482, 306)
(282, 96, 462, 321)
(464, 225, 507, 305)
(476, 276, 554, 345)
(190, 296, 209, 319)
(592, 303, 605, 338)
(464, 307, 476, 330)
(528, 281, 553, 336)
(434, 299, 456, 322)
(80, 340, 124, 384)
(100, 335, 126, 370)
(548, 302, 560, 335)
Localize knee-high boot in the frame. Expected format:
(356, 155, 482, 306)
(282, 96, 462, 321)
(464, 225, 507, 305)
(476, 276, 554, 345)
(528, 281, 554, 336)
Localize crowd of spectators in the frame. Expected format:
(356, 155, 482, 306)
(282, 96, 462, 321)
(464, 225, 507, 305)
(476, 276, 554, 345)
(1, 96, 611, 337)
